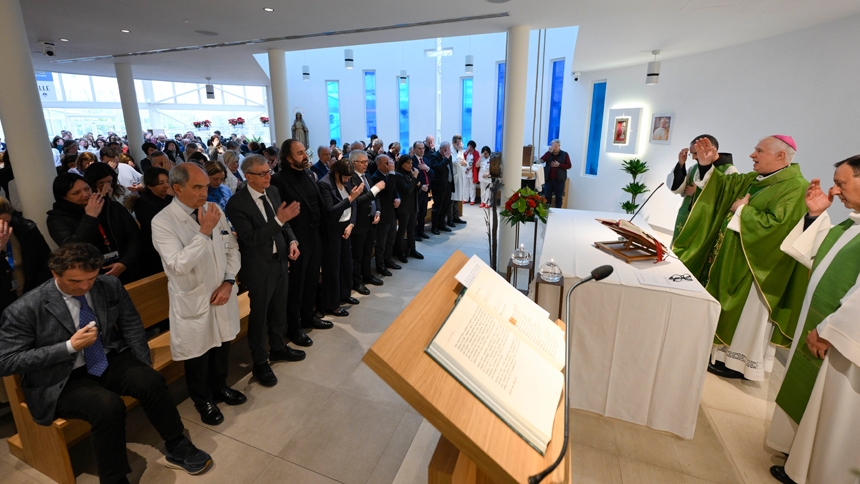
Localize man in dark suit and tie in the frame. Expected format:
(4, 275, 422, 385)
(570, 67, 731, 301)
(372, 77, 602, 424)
(310, 146, 333, 181)
(270, 139, 333, 348)
(428, 141, 454, 235)
(412, 141, 434, 239)
(0, 243, 212, 483)
(348, 150, 385, 293)
(371, 154, 401, 275)
(225, 155, 306, 387)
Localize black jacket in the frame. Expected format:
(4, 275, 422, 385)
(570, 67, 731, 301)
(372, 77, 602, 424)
(270, 168, 324, 244)
(394, 168, 421, 215)
(46, 198, 142, 283)
(370, 170, 399, 225)
(318, 173, 358, 231)
(133, 191, 173, 278)
(349, 172, 379, 230)
(428, 151, 454, 191)
(0, 215, 53, 313)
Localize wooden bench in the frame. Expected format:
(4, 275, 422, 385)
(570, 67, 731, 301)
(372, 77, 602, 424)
(2, 272, 251, 484)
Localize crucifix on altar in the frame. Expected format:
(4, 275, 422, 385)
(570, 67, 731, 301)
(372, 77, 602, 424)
(425, 38, 453, 142)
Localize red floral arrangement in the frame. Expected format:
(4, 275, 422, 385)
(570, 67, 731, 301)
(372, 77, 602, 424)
(193, 121, 202, 128)
(500, 187, 549, 225)
(193, 120, 212, 128)
(260, 116, 269, 125)
(227, 117, 245, 127)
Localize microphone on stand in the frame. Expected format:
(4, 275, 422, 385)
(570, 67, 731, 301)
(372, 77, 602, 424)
(628, 182, 664, 222)
(528, 265, 614, 484)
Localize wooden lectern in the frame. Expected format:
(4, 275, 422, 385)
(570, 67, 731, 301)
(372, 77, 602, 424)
(363, 251, 569, 484)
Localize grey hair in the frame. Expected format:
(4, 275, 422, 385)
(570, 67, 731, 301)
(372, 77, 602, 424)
(763, 137, 796, 164)
(439, 141, 451, 151)
(349, 149, 368, 162)
(223, 150, 240, 167)
(550, 139, 560, 146)
(186, 142, 199, 151)
(169, 162, 206, 188)
(317, 145, 330, 154)
(350, 141, 364, 151)
(375, 154, 391, 166)
(372, 138, 383, 147)
(241, 154, 268, 174)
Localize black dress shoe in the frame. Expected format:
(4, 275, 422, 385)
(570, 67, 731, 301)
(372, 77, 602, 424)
(303, 317, 334, 330)
(270, 346, 306, 362)
(385, 261, 401, 270)
(342, 296, 360, 305)
(417, 232, 429, 239)
(398, 254, 409, 263)
(440, 226, 452, 232)
(194, 402, 224, 426)
(353, 283, 370, 295)
(377, 268, 393, 277)
(213, 387, 247, 406)
(364, 276, 384, 286)
(409, 250, 424, 259)
(454, 218, 467, 224)
(447, 221, 456, 227)
(252, 363, 278, 387)
(287, 330, 313, 347)
(770, 466, 798, 484)
(707, 361, 747, 380)
(326, 307, 349, 317)
(431, 228, 441, 235)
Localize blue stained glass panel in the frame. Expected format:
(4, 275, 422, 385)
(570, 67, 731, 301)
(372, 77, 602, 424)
(547, 59, 565, 145)
(494, 62, 506, 152)
(326, 81, 341, 145)
(398, 78, 409, 150)
(364, 71, 377, 138)
(461, 78, 473, 143)
(585, 81, 606, 176)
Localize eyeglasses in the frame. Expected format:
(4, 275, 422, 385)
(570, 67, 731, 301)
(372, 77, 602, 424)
(246, 169, 274, 177)
(669, 274, 693, 282)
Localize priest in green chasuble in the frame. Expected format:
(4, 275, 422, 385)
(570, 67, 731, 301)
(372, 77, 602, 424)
(673, 135, 809, 381)
(666, 134, 737, 243)
(766, 156, 860, 484)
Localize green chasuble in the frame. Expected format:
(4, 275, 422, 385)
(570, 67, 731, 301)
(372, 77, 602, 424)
(673, 164, 809, 348)
(672, 163, 735, 243)
(775, 219, 860, 423)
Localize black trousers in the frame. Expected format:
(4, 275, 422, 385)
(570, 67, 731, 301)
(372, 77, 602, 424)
(396, 207, 417, 255)
(321, 220, 353, 310)
(416, 191, 429, 236)
(430, 184, 452, 230)
(55, 350, 184, 484)
(184, 342, 231, 405)
(245, 257, 288, 365)
(375, 221, 396, 270)
(545, 178, 565, 208)
(287, 228, 322, 330)
(351, 223, 376, 284)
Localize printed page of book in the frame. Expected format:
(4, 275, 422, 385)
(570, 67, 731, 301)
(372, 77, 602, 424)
(427, 295, 563, 452)
(467, 268, 564, 370)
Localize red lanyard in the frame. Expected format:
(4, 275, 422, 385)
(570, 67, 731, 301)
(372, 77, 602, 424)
(97, 223, 112, 249)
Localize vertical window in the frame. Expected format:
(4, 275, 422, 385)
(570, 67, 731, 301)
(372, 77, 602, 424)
(398, 77, 409, 150)
(326, 81, 341, 145)
(461, 78, 473, 143)
(585, 81, 607, 176)
(494, 62, 506, 152)
(365, 71, 377, 138)
(547, 59, 565, 145)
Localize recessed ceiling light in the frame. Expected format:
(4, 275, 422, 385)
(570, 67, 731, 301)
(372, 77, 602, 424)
(120, 29, 130, 33)
(485, 0, 510, 3)
(263, 7, 274, 11)
(195, 30, 219, 36)
(59, 38, 69, 42)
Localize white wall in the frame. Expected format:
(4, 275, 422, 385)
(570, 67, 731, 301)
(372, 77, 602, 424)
(564, 14, 860, 228)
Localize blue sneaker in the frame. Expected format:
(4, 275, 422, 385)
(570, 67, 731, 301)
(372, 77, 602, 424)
(165, 437, 213, 475)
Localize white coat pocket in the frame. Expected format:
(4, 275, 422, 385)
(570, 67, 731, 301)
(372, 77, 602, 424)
(175, 282, 209, 319)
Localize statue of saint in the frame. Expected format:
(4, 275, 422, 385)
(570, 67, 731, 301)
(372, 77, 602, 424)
(291, 112, 308, 147)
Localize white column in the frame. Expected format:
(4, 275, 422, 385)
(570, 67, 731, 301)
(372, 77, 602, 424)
(499, 25, 531, 268)
(267, 49, 290, 148)
(265, 85, 276, 146)
(114, 63, 145, 162)
(0, 0, 59, 235)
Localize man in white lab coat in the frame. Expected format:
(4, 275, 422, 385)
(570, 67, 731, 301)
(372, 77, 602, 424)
(152, 163, 245, 427)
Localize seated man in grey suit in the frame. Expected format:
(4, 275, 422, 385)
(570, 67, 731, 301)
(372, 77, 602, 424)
(0, 243, 212, 484)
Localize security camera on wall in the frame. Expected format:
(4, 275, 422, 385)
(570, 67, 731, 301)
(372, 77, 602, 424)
(40, 41, 56, 57)
(573, 71, 582, 82)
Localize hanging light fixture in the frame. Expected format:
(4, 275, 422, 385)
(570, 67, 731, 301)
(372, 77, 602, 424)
(302, 65, 310, 81)
(399, 70, 408, 84)
(344, 49, 354, 69)
(465, 55, 474, 74)
(646, 50, 661, 85)
(205, 77, 215, 99)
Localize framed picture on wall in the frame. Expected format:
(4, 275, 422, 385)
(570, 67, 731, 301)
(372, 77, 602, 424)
(613, 117, 630, 145)
(650, 113, 673, 144)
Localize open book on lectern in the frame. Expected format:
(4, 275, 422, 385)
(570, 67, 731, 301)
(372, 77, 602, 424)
(426, 258, 565, 454)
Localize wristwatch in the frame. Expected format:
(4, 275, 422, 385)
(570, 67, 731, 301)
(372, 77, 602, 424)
(224, 279, 235, 286)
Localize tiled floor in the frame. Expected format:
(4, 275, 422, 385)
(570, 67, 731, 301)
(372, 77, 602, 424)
(0, 204, 786, 483)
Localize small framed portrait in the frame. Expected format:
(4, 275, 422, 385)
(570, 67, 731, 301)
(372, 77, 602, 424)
(650, 113, 673, 144)
(613, 117, 630, 145)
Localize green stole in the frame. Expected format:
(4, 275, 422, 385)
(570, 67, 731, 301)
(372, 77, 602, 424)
(672, 164, 734, 244)
(673, 164, 809, 348)
(775, 219, 860, 423)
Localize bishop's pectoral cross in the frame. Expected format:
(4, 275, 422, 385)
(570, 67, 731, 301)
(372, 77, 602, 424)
(425, 38, 453, 143)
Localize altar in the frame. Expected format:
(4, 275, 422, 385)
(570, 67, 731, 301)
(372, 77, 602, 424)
(535, 208, 720, 439)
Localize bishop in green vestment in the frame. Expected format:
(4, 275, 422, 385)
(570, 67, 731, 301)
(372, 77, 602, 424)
(666, 134, 737, 243)
(673, 135, 809, 381)
(767, 158, 860, 484)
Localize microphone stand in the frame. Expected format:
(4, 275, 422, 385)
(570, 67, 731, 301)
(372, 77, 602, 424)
(628, 182, 664, 223)
(528, 266, 613, 484)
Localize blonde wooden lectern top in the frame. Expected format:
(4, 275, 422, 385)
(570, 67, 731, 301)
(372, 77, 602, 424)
(363, 251, 569, 484)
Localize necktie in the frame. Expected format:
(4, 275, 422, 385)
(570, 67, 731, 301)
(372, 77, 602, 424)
(72, 295, 109, 377)
(260, 195, 275, 221)
(363, 175, 376, 214)
(260, 195, 286, 256)
(190, 208, 199, 222)
(235, 171, 244, 182)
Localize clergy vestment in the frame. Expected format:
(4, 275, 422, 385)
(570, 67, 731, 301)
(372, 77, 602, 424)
(666, 153, 737, 243)
(673, 164, 809, 380)
(765, 212, 860, 483)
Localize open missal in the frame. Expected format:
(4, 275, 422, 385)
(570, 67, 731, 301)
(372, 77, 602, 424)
(426, 260, 565, 454)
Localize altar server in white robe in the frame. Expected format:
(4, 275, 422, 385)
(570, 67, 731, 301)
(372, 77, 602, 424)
(767, 155, 860, 484)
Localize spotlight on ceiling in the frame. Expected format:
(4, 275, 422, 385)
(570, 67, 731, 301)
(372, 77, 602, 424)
(205, 78, 215, 99)
(59, 38, 69, 42)
(344, 49, 354, 69)
(263, 7, 274, 11)
(120, 29, 130, 33)
(465, 55, 474, 74)
(399, 70, 408, 84)
(302, 65, 310, 81)
(646, 50, 661, 85)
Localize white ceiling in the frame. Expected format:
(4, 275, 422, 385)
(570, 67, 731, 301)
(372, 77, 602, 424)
(21, 0, 860, 86)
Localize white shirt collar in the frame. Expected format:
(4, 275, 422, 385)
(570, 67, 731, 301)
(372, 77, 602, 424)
(850, 211, 860, 225)
(246, 185, 265, 199)
(174, 198, 196, 215)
